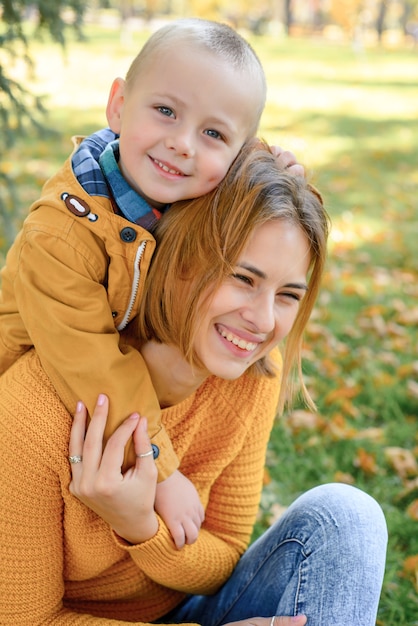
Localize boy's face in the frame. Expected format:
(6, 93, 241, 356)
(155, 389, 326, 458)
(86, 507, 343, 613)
(106, 47, 263, 209)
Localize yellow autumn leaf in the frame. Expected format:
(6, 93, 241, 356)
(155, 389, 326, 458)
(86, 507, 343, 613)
(324, 384, 362, 404)
(402, 555, 418, 592)
(406, 499, 418, 521)
(407, 380, 418, 399)
(384, 447, 418, 479)
(263, 467, 271, 486)
(353, 448, 378, 476)
(353, 427, 385, 443)
(397, 361, 418, 378)
(286, 410, 324, 433)
(325, 413, 357, 440)
(396, 307, 418, 325)
(334, 470, 355, 485)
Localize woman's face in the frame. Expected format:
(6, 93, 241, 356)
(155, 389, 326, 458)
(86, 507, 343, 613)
(194, 219, 311, 381)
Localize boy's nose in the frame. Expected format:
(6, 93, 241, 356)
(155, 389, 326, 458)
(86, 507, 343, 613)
(165, 128, 195, 158)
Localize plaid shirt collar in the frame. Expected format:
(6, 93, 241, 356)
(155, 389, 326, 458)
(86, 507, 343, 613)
(71, 128, 167, 231)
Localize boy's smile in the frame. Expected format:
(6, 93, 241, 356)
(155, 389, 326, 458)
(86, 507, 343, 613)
(106, 45, 264, 209)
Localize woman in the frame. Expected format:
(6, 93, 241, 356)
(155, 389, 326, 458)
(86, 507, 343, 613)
(0, 142, 387, 625)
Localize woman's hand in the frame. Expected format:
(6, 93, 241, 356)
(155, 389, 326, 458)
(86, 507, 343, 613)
(225, 616, 307, 626)
(69, 394, 159, 544)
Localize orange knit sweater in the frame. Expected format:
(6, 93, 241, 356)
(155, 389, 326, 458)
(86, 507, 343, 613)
(0, 349, 281, 625)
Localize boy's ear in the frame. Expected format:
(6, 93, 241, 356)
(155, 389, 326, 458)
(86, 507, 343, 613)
(106, 78, 125, 134)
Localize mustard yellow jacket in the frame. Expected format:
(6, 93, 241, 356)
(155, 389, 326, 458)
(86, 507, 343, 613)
(0, 139, 178, 477)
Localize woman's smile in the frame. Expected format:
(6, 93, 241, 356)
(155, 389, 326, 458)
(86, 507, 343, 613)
(194, 218, 310, 381)
(216, 324, 259, 353)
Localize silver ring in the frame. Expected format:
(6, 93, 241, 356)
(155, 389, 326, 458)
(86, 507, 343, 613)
(136, 449, 154, 458)
(68, 455, 83, 464)
(270, 617, 276, 626)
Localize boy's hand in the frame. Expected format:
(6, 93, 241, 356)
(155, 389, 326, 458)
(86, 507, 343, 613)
(155, 469, 204, 549)
(270, 145, 305, 177)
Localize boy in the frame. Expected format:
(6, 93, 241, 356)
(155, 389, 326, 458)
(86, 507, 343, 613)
(0, 18, 300, 549)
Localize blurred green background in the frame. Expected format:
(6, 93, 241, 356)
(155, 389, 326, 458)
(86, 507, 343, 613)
(1, 1, 418, 624)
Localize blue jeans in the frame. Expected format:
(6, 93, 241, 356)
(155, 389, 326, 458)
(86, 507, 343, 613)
(163, 484, 387, 626)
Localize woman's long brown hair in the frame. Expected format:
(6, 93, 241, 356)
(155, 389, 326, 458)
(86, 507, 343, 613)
(137, 139, 329, 410)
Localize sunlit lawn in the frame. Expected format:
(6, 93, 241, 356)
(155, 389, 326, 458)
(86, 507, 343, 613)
(2, 17, 418, 625)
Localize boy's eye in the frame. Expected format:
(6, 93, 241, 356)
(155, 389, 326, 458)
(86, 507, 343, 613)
(157, 106, 175, 118)
(204, 129, 223, 140)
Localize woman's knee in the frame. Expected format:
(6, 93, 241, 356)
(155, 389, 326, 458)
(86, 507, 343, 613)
(278, 483, 387, 549)
(306, 483, 386, 531)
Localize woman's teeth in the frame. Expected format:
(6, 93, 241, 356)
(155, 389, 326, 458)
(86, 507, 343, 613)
(219, 328, 257, 352)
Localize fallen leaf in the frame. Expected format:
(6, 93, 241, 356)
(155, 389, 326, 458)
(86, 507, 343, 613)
(396, 307, 418, 325)
(353, 427, 385, 443)
(394, 477, 418, 502)
(325, 413, 357, 440)
(407, 380, 418, 399)
(263, 467, 271, 486)
(353, 448, 378, 476)
(325, 384, 362, 404)
(384, 447, 418, 479)
(406, 499, 418, 521)
(286, 410, 324, 433)
(397, 361, 418, 378)
(402, 555, 418, 592)
(334, 470, 355, 485)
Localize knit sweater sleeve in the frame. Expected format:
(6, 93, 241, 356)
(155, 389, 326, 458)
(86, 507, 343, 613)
(0, 352, 198, 625)
(114, 365, 281, 595)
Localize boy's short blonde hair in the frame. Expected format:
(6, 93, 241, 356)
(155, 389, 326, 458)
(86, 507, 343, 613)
(137, 140, 330, 411)
(125, 18, 267, 136)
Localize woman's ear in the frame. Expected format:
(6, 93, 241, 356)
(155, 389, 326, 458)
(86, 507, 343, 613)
(106, 77, 125, 134)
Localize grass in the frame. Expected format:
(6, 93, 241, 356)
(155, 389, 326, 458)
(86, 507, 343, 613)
(2, 17, 418, 625)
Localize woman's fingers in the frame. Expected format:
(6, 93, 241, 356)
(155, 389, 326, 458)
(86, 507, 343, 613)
(69, 400, 87, 457)
(98, 411, 140, 478)
(133, 417, 158, 478)
(68, 400, 88, 476)
(133, 416, 153, 458)
(80, 394, 110, 473)
(272, 617, 307, 625)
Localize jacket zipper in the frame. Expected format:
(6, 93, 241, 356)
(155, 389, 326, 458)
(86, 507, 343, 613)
(116, 240, 147, 331)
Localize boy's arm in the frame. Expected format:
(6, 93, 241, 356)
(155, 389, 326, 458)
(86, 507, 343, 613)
(11, 217, 177, 477)
(12, 206, 204, 545)
(155, 470, 205, 550)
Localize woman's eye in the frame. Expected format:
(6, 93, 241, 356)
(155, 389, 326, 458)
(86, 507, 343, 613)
(233, 273, 253, 286)
(205, 129, 223, 140)
(157, 106, 175, 118)
(278, 292, 302, 302)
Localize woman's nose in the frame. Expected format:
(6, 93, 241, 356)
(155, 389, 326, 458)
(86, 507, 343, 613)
(242, 291, 276, 334)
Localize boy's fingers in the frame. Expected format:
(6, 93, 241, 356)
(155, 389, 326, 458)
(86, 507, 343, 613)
(286, 163, 305, 177)
(183, 518, 200, 546)
(171, 523, 186, 550)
